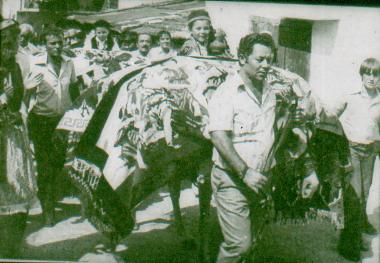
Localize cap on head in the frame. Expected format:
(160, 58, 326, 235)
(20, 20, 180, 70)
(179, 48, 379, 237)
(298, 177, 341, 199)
(187, 10, 211, 26)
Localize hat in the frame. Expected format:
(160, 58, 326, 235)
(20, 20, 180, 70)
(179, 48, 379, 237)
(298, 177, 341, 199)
(187, 10, 211, 25)
(0, 19, 18, 31)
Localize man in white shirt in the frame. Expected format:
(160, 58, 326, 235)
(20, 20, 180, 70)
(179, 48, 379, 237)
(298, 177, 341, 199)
(208, 33, 318, 263)
(328, 58, 380, 261)
(27, 27, 79, 226)
(16, 23, 41, 81)
(128, 33, 153, 65)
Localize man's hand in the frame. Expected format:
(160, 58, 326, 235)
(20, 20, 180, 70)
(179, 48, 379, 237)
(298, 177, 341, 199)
(301, 171, 319, 199)
(24, 72, 43, 90)
(243, 168, 268, 194)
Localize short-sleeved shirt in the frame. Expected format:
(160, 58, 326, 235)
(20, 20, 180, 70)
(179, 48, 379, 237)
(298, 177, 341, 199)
(208, 72, 276, 172)
(30, 53, 76, 117)
(337, 88, 380, 144)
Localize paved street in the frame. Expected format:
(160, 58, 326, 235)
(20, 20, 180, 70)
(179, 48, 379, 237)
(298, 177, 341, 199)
(12, 172, 379, 262)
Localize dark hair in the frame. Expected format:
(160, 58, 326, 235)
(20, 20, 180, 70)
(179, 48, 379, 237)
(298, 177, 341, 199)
(158, 30, 171, 39)
(237, 32, 277, 63)
(41, 26, 63, 42)
(359, 58, 380, 77)
(55, 18, 81, 30)
(122, 30, 137, 39)
(93, 19, 111, 30)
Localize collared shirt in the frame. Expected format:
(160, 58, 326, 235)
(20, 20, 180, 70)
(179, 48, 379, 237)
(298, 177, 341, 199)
(208, 72, 276, 172)
(149, 47, 177, 61)
(338, 87, 380, 144)
(16, 43, 42, 80)
(29, 53, 76, 117)
(179, 37, 208, 56)
(83, 36, 120, 52)
(18, 42, 41, 56)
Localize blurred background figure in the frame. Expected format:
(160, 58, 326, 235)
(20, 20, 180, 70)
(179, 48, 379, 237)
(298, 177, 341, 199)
(61, 19, 85, 50)
(128, 32, 153, 64)
(208, 28, 232, 58)
(18, 23, 40, 56)
(84, 19, 119, 51)
(0, 17, 37, 258)
(179, 9, 213, 56)
(149, 30, 177, 61)
(120, 29, 138, 51)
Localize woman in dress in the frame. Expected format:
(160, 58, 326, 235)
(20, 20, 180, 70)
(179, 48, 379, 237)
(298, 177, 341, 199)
(0, 18, 37, 258)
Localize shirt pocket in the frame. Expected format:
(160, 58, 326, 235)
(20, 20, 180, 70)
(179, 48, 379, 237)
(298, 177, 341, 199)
(234, 109, 259, 135)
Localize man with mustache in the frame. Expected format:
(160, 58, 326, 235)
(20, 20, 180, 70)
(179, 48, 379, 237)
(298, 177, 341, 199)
(128, 32, 153, 65)
(208, 32, 318, 262)
(26, 27, 79, 226)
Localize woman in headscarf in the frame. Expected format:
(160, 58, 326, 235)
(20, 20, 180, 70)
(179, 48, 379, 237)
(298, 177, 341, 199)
(0, 18, 37, 258)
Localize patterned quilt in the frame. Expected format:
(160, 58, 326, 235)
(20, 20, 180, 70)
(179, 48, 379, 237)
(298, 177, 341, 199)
(55, 56, 317, 239)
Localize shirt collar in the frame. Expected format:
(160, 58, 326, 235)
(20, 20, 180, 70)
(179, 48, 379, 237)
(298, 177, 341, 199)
(237, 70, 270, 105)
(349, 85, 380, 98)
(33, 52, 69, 65)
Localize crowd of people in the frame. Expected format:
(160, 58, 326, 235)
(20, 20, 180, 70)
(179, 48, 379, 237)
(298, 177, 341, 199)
(0, 8, 379, 262)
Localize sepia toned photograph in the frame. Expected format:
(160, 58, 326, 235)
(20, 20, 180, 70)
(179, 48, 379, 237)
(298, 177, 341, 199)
(0, 0, 379, 262)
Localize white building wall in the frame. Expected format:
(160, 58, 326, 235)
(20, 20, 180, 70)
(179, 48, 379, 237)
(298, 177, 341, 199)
(206, 2, 380, 97)
(1, 0, 23, 19)
(118, 0, 175, 9)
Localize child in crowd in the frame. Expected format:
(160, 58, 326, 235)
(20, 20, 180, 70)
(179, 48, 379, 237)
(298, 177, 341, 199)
(208, 28, 232, 58)
(120, 29, 138, 51)
(84, 19, 119, 51)
(330, 58, 380, 261)
(179, 9, 213, 56)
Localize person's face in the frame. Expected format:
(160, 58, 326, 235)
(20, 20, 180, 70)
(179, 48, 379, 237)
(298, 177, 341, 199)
(1, 29, 19, 63)
(19, 29, 30, 47)
(159, 33, 171, 50)
(240, 43, 273, 82)
(362, 70, 380, 90)
(137, 34, 152, 55)
(46, 34, 63, 58)
(190, 19, 211, 45)
(95, 27, 109, 41)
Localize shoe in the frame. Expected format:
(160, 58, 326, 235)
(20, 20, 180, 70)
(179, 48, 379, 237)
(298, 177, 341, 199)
(338, 230, 361, 262)
(362, 221, 378, 235)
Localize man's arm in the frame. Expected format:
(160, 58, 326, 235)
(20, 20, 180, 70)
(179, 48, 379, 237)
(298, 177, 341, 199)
(210, 130, 247, 177)
(210, 130, 267, 193)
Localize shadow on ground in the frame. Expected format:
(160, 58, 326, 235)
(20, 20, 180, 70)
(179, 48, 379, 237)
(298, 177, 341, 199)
(11, 188, 379, 262)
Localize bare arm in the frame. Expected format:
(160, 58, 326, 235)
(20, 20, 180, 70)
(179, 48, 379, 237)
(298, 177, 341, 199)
(210, 130, 267, 193)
